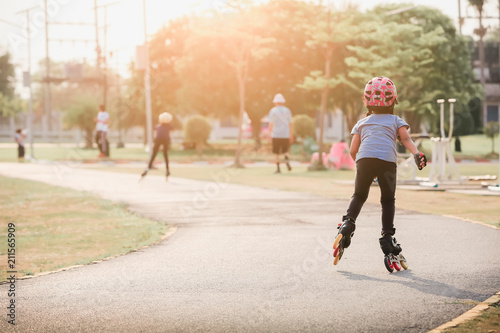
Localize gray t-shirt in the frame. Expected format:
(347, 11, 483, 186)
(269, 106, 292, 138)
(351, 114, 409, 163)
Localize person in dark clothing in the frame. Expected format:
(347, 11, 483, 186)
(455, 136, 462, 152)
(15, 129, 25, 161)
(142, 112, 172, 180)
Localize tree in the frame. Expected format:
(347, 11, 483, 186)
(484, 121, 499, 156)
(189, 0, 275, 167)
(0, 52, 15, 99)
(298, 5, 360, 170)
(62, 93, 99, 148)
(469, 0, 488, 86)
(0, 52, 22, 117)
(344, 5, 480, 135)
(244, 0, 323, 148)
(374, 5, 481, 135)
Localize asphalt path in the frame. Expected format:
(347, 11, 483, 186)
(1, 162, 499, 333)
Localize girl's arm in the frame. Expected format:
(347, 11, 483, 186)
(398, 126, 427, 169)
(397, 126, 418, 154)
(350, 134, 360, 161)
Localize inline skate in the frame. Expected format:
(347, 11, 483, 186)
(332, 217, 356, 265)
(379, 233, 408, 272)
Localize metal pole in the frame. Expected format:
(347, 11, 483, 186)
(438, 99, 445, 138)
(103, 6, 108, 106)
(143, 0, 153, 153)
(44, 0, 52, 134)
(27, 10, 34, 158)
(94, 0, 102, 105)
(448, 99, 456, 140)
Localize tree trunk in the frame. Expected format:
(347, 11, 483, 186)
(251, 119, 261, 151)
(476, 7, 487, 129)
(233, 55, 248, 169)
(9, 116, 16, 140)
(233, 76, 245, 168)
(309, 46, 332, 171)
(85, 129, 93, 148)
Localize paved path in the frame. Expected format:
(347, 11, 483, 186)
(1, 162, 499, 333)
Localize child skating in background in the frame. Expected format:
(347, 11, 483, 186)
(141, 112, 173, 180)
(333, 77, 427, 269)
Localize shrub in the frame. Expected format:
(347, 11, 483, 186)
(293, 114, 316, 140)
(184, 115, 212, 146)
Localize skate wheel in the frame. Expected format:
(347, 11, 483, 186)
(333, 247, 340, 257)
(384, 256, 394, 273)
(400, 259, 408, 270)
(393, 261, 401, 271)
(333, 253, 341, 265)
(333, 234, 343, 249)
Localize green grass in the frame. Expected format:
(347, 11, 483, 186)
(0, 142, 290, 163)
(443, 302, 500, 333)
(1, 134, 497, 163)
(0, 175, 167, 282)
(420, 134, 499, 160)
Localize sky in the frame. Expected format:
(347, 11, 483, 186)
(0, 0, 499, 80)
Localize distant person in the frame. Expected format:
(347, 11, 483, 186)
(14, 129, 25, 162)
(455, 136, 461, 152)
(333, 77, 427, 269)
(141, 112, 173, 180)
(268, 93, 293, 173)
(95, 104, 110, 158)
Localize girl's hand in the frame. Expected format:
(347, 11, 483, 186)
(414, 152, 427, 170)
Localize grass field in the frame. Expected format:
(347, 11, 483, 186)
(0, 175, 167, 282)
(0, 134, 498, 163)
(420, 135, 499, 160)
(443, 302, 500, 333)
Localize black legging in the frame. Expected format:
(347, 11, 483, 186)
(147, 139, 170, 172)
(345, 158, 397, 235)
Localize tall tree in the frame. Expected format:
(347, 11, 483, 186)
(189, 0, 275, 167)
(0, 52, 25, 135)
(468, 0, 488, 130)
(0, 52, 15, 100)
(369, 5, 481, 134)
(244, 0, 323, 148)
(298, 5, 360, 170)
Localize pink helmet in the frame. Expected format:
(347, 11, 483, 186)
(364, 77, 398, 107)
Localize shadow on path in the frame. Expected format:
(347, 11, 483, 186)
(338, 270, 487, 302)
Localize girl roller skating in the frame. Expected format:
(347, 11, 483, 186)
(141, 112, 173, 181)
(333, 77, 427, 272)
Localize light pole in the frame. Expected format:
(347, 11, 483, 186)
(44, 0, 52, 135)
(20, 8, 36, 159)
(142, 0, 153, 154)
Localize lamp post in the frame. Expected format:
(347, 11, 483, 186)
(20, 8, 36, 159)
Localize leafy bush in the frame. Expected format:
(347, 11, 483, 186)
(293, 114, 316, 140)
(184, 115, 212, 145)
